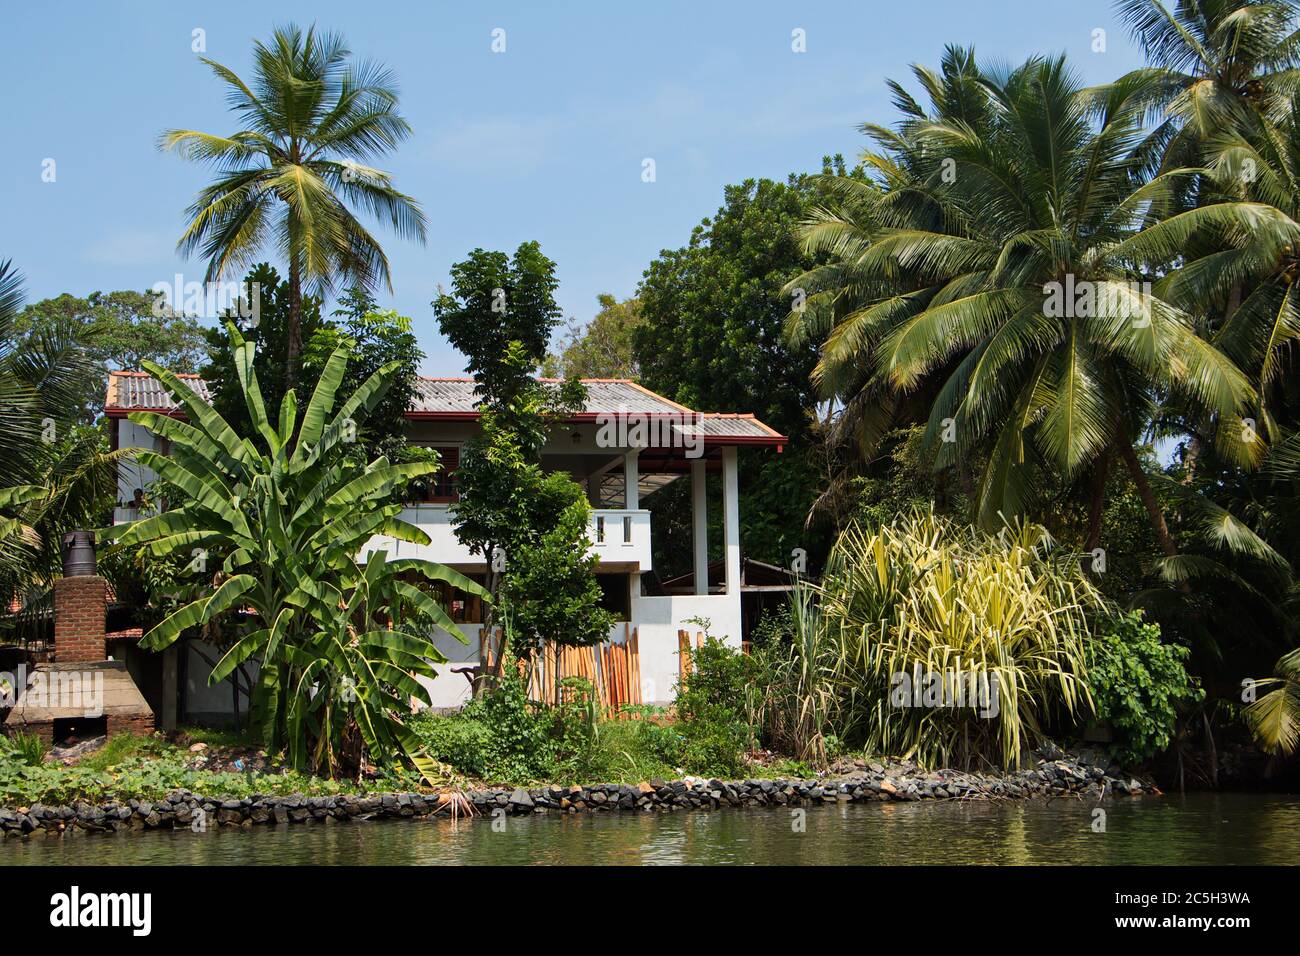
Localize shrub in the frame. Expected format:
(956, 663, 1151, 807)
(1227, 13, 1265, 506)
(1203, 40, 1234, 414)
(409, 665, 557, 784)
(814, 511, 1102, 769)
(0, 734, 356, 806)
(408, 713, 497, 780)
(673, 631, 761, 777)
(1086, 612, 1203, 765)
(409, 685, 689, 785)
(3, 731, 47, 767)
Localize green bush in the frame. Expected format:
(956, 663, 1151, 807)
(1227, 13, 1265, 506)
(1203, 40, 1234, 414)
(408, 712, 497, 780)
(411, 674, 692, 785)
(673, 632, 761, 777)
(407, 636, 766, 785)
(2, 732, 47, 767)
(0, 734, 356, 806)
(1086, 612, 1203, 765)
(410, 665, 558, 784)
(814, 513, 1100, 769)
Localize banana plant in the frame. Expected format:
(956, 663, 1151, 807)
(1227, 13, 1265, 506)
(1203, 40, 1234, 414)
(105, 323, 488, 777)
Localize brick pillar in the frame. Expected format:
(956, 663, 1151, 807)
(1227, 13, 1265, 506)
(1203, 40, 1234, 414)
(53, 575, 107, 662)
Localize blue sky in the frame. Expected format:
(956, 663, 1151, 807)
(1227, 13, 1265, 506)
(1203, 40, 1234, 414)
(2, 0, 1147, 375)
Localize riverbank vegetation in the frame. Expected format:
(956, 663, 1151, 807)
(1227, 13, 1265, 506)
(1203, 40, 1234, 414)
(4, 3, 1300, 791)
(0, 731, 369, 806)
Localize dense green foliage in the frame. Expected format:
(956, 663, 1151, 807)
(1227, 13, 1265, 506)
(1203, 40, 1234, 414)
(734, 2, 1300, 766)
(434, 243, 612, 669)
(0, 734, 359, 806)
(0, 262, 124, 638)
(671, 633, 763, 777)
(106, 327, 487, 777)
(544, 294, 644, 379)
(1246, 646, 1300, 755)
(162, 23, 426, 389)
(204, 264, 424, 464)
(13, 287, 207, 420)
(634, 175, 842, 573)
(1086, 612, 1204, 765)
(500, 498, 613, 661)
(750, 513, 1105, 770)
(409, 667, 685, 785)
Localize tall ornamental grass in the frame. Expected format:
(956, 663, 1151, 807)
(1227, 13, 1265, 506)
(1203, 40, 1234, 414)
(803, 512, 1102, 769)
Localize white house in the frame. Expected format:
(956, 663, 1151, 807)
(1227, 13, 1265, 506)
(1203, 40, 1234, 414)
(105, 370, 787, 715)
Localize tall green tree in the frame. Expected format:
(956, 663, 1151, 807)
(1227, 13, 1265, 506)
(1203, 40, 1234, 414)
(634, 170, 850, 573)
(203, 264, 423, 464)
(202, 263, 328, 439)
(544, 295, 644, 379)
(1114, 0, 1300, 169)
(162, 23, 427, 390)
(786, 50, 1257, 560)
(434, 244, 611, 678)
(14, 289, 207, 419)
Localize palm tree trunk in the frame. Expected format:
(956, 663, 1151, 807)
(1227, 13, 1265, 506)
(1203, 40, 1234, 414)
(1117, 439, 1177, 557)
(1084, 452, 1110, 552)
(286, 262, 303, 390)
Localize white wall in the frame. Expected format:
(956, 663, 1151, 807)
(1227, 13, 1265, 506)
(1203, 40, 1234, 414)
(418, 623, 483, 710)
(629, 593, 743, 705)
(116, 419, 161, 503)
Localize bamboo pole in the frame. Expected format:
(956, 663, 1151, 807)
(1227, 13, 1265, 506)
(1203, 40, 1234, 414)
(630, 628, 641, 706)
(624, 642, 634, 712)
(598, 642, 609, 715)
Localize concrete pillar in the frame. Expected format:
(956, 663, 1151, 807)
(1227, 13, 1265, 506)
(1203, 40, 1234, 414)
(624, 450, 639, 510)
(161, 643, 179, 731)
(722, 446, 741, 596)
(691, 458, 709, 595)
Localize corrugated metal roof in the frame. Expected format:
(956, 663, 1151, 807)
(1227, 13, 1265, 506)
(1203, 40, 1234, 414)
(106, 372, 785, 442)
(108, 372, 212, 410)
(411, 378, 690, 415)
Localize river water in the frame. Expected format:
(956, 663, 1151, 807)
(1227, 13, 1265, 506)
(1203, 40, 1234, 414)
(4, 793, 1297, 865)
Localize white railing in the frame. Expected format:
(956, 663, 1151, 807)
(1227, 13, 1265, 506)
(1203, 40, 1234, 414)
(588, 509, 652, 569)
(360, 504, 652, 570)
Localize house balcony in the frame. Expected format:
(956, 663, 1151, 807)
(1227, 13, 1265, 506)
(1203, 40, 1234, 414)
(359, 503, 652, 572)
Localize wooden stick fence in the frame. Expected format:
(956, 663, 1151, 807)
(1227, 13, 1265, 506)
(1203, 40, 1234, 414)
(677, 629, 704, 681)
(478, 625, 643, 718)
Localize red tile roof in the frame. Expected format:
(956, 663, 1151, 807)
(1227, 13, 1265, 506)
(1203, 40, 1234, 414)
(105, 372, 785, 443)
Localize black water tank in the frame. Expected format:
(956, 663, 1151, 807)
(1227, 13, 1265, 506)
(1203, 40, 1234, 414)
(62, 531, 97, 577)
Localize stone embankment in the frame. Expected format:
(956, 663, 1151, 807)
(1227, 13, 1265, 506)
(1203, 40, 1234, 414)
(1, 750, 1155, 838)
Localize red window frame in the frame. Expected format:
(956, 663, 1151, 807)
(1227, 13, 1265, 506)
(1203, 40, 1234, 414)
(423, 445, 460, 503)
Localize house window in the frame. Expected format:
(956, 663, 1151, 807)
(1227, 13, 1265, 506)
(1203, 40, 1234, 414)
(422, 445, 460, 502)
(438, 577, 483, 624)
(595, 574, 630, 621)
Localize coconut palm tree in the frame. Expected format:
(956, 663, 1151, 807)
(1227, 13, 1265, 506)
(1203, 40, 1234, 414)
(0, 260, 124, 635)
(1112, 0, 1300, 180)
(786, 51, 1259, 559)
(1149, 95, 1300, 440)
(161, 24, 427, 389)
(1106, 1, 1300, 457)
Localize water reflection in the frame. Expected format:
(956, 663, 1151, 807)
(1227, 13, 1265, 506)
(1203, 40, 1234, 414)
(4, 794, 1297, 866)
